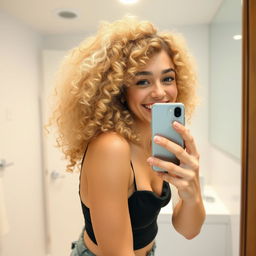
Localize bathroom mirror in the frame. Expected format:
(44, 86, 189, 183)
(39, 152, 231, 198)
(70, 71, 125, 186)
(0, 0, 244, 256)
(209, 0, 242, 159)
(41, 0, 242, 253)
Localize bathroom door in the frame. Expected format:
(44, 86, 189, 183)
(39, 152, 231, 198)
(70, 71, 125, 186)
(41, 50, 83, 256)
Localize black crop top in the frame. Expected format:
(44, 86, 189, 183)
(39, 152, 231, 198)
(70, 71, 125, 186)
(79, 158, 171, 250)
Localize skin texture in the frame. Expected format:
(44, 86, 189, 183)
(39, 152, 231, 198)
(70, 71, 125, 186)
(80, 50, 205, 256)
(126, 50, 178, 129)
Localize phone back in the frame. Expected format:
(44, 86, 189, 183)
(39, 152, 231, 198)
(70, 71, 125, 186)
(151, 103, 185, 172)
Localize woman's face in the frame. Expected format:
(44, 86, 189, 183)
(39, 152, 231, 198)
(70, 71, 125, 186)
(125, 50, 178, 125)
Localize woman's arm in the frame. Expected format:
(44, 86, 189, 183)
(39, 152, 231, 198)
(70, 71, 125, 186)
(171, 192, 205, 239)
(147, 121, 206, 239)
(83, 132, 135, 256)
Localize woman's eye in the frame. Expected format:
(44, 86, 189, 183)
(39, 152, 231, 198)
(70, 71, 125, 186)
(135, 79, 150, 86)
(163, 76, 174, 83)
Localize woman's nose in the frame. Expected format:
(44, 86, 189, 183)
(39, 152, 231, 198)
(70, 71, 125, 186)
(151, 83, 166, 99)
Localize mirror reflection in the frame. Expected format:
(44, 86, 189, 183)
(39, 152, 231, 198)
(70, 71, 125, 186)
(0, 0, 241, 256)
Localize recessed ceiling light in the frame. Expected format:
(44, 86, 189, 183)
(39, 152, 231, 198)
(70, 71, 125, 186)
(233, 35, 242, 40)
(54, 8, 79, 19)
(119, 0, 139, 4)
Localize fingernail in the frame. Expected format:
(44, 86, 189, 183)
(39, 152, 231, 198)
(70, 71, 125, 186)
(173, 121, 180, 128)
(147, 157, 153, 165)
(154, 135, 161, 142)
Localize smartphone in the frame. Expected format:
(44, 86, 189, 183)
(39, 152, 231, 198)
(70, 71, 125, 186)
(151, 103, 185, 172)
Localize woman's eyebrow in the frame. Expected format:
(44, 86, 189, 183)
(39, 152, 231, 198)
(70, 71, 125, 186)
(135, 71, 152, 76)
(135, 68, 176, 76)
(162, 68, 176, 74)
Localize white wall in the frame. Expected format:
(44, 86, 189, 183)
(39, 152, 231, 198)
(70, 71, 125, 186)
(0, 10, 45, 256)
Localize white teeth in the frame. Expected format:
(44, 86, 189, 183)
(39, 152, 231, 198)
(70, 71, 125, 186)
(144, 104, 153, 109)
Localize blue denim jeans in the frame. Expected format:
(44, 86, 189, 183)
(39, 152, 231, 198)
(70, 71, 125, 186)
(70, 230, 156, 256)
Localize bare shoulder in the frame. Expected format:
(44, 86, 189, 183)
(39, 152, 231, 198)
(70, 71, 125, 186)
(89, 131, 130, 155)
(84, 132, 132, 190)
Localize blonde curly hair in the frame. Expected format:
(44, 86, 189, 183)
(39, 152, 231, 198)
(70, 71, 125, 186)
(47, 16, 199, 172)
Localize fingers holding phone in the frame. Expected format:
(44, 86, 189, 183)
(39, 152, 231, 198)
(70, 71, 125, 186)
(172, 121, 200, 161)
(151, 134, 199, 173)
(151, 103, 199, 171)
(150, 103, 201, 201)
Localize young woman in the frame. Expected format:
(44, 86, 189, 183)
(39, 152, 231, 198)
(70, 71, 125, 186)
(49, 16, 205, 256)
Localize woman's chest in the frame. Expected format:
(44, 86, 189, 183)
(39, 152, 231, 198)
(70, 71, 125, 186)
(128, 155, 164, 198)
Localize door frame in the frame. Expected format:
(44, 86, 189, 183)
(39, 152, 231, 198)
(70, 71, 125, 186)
(240, 0, 256, 255)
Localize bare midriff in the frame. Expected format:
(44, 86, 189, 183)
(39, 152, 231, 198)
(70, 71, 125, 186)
(83, 230, 155, 256)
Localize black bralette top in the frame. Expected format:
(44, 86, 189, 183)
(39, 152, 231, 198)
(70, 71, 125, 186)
(80, 158, 171, 250)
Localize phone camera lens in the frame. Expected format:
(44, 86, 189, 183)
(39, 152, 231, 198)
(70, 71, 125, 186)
(174, 107, 181, 117)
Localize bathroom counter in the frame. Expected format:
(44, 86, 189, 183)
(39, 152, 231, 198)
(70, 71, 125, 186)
(160, 185, 230, 221)
(157, 185, 231, 256)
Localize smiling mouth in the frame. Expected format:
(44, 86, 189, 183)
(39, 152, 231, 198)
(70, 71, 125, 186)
(143, 104, 153, 110)
(142, 102, 169, 110)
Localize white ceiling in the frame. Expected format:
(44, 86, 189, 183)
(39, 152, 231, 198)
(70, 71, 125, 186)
(0, 0, 223, 35)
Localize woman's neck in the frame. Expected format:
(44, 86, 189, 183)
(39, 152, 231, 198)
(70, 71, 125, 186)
(132, 121, 152, 154)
